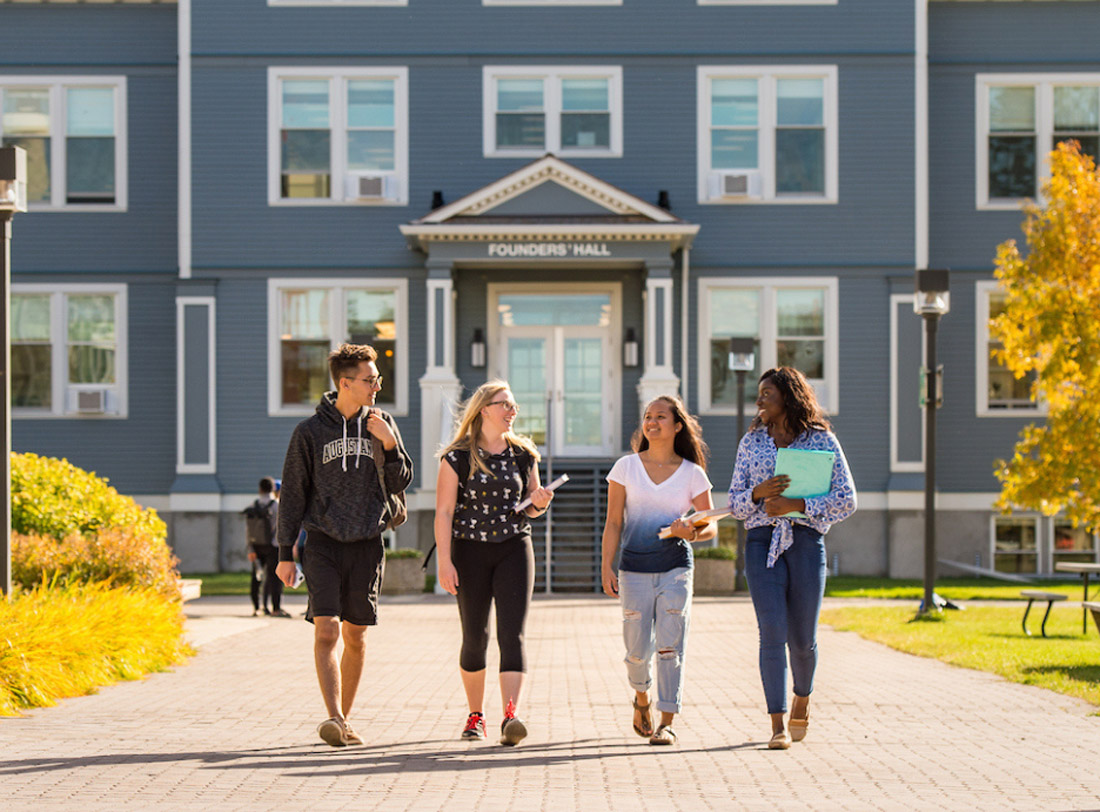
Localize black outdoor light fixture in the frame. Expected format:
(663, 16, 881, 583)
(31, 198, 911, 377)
(915, 268, 950, 614)
(623, 327, 639, 368)
(0, 145, 27, 597)
(728, 336, 756, 591)
(470, 328, 487, 369)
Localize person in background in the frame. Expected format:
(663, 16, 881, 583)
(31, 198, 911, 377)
(244, 476, 288, 618)
(600, 395, 716, 746)
(728, 367, 856, 750)
(434, 380, 553, 746)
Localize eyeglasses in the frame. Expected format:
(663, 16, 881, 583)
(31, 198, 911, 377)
(348, 375, 383, 388)
(487, 399, 519, 412)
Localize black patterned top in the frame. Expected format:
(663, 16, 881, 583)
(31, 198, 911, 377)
(444, 445, 533, 544)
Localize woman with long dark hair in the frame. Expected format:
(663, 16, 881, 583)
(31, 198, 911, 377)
(600, 395, 716, 745)
(729, 367, 856, 750)
(434, 380, 553, 746)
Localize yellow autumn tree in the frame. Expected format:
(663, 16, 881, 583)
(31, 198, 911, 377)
(992, 141, 1100, 530)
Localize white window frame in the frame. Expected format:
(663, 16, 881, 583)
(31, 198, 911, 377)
(697, 65, 838, 205)
(0, 76, 127, 212)
(482, 66, 623, 158)
(975, 280, 1045, 417)
(699, 0, 835, 4)
(11, 283, 128, 419)
(976, 73, 1100, 210)
(484, 0, 619, 4)
(990, 513, 1041, 575)
(697, 276, 839, 415)
(267, 277, 409, 417)
(990, 514, 1099, 575)
(267, 67, 409, 206)
(269, 0, 405, 5)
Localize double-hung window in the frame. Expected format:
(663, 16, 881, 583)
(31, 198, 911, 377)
(698, 277, 838, 414)
(975, 281, 1042, 416)
(483, 67, 622, 158)
(268, 279, 408, 416)
(977, 74, 1100, 208)
(11, 284, 128, 417)
(0, 77, 126, 210)
(268, 68, 408, 205)
(697, 66, 837, 203)
(992, 515, 1098, 575)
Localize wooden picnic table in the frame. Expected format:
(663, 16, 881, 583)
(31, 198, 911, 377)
(1054, 562, 1100, 634)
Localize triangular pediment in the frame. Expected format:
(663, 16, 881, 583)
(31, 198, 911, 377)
(413, 155, 681, 225)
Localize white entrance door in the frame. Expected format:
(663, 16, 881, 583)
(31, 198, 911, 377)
(493, 291, 617, 457)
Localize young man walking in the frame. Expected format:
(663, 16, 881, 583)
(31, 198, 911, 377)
(276, 343, 413, 747)
(245, 476, 288, 617)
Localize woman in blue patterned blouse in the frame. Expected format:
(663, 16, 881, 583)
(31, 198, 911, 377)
(728, 367, 856, 750)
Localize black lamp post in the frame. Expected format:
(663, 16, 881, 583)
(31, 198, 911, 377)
(728, 336, 756, 592)
(915, 269, 950, 614)
(0, 145, 28, 597)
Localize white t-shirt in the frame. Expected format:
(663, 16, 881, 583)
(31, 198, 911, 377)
(606, 454, 712, 573)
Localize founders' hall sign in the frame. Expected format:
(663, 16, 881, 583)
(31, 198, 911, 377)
(487, 242, 612, 258)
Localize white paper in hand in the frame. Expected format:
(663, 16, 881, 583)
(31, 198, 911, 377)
(513, 473, 570, 513)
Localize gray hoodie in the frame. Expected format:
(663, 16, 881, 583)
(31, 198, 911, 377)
(277, 392, 413, 561)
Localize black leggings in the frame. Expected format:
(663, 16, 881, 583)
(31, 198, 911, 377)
(452, 534, 534, 673)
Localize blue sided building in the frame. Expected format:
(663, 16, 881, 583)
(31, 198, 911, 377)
(2, 0, 1098, 587)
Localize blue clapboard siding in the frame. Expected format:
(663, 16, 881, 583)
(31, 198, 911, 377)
(0, 5, 176, 67)
(11, 278, 178, 496)
(192, 0, 912, 58)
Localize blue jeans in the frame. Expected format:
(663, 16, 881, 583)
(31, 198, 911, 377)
(618, 567, 692, 714)
(745, 524, 826, 714)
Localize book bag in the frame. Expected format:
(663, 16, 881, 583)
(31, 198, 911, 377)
(243, 499, 276, 549)
(369, 409, 408, 530)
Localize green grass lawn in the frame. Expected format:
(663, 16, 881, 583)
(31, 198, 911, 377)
(824, 575, 1085, 602)
(820, 604, 1100, 709)
(182, 572, 284, 596)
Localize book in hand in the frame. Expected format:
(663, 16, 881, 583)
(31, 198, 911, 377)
(658, 506, 732, 539)
(513, 473, 570, 513)
(773, 447, 835, 519)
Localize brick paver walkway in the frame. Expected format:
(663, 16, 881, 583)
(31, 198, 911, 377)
(1, 593, 1098, 811)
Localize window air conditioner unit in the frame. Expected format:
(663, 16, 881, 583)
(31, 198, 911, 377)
(346, 173, 399, 201)
(76, 390, 107, 414)
(708, 169, 762, 200)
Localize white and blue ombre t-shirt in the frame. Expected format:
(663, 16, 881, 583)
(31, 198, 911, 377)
(607, 454, 712, 574)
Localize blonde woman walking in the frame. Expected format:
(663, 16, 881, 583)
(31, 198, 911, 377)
(434, 381, 554, 745)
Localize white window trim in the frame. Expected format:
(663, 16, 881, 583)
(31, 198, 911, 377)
(484, 0, 620, 4)
(12, 283, 128, 419)
(696, 276, 839, 415)
(0, 75, 127, 212)
(699, 66, 836, 205)
(267, 277, 409, 417)
(267, 67, 409, 206)
(699, 0, 835, 4)
(482, 66, 623, 158)
(176, 296, 217, 475)
(990, 513, 1041, 573)
(975, 72, 1100, 211)
(697, 65, 838, 205)
(269, 0, 405, 5)
(975, 280, 1045, 417)
(890, 293, 924, 473)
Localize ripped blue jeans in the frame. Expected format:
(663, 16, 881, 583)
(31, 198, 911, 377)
(618, 567, 692, 714)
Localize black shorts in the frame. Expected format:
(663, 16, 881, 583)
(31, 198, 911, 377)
(302, 533, 384, 626)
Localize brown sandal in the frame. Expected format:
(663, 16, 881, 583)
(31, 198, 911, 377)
(632, 696, 653, 738)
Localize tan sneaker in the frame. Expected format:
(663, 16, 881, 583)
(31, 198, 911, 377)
(317, 717, 348, 747)
(342, 720, 364, 746)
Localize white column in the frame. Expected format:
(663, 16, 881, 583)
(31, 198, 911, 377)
(419, 270, 461, 491)
(637, 273, 680, 415)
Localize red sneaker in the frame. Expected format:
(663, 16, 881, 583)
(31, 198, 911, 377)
(500, 700, 528, 746)
(461, 712, 486, 740)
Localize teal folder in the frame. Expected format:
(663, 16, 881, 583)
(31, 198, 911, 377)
(773, 448, 835, 519)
